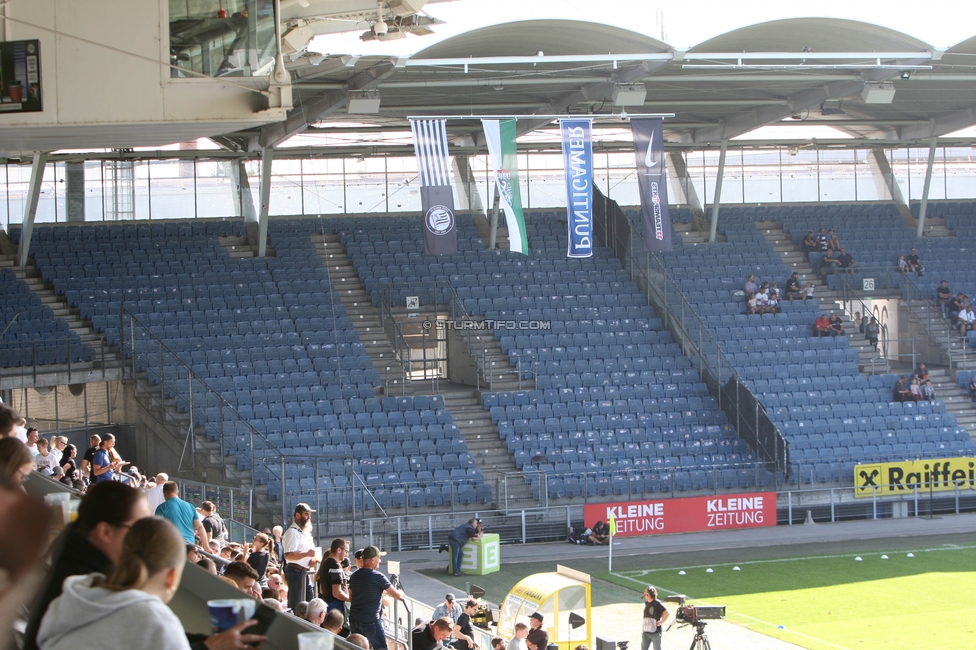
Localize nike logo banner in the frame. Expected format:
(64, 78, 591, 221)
(560, 118, 594, 258)
(631, 118, 673, 252)
(410, 119, 458, 255)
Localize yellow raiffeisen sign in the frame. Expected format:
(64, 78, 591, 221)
(854, 457, 976, 497)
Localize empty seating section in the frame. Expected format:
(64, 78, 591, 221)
(644, 203, 974, 482)
(0, 268, 93, 367)
(337, 211, 764, 496)
(15, 219, 487, 510)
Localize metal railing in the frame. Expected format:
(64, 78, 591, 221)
(177, 477, 253, 526)
(901, 271, 969, 368)
(613, 215, 788, 475)
(0, 336, 115, 386)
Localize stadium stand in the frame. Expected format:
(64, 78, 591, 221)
(0, 267, 94, 367)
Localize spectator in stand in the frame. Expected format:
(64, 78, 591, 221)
(938, 281, 953, 318)
(768, 282, 781, 313)
(186, 544, 201, 564)
(0, 404, 19, 438)
(813, 313, 831, 337)
(223, 561, 260, 595)
(853, 311, 864, 334)
(323, 609, 346, 636)
(246, 532, 272, 588)
(746, 293, 759, 315)
(893, 376, 912, 402)
(785, 272, 804, 301)
(315, 537, 350, 614)
(804, 282, 816, 301)
(914, 364, 936, 400)
(145, 472, 169, 514)
(909, 377, 923, 402)
(816, 228, 829, 252)
(79, 434, 100, 480)
(865, 317, 880, 352)
(271, 525, 285, 566)
(199, 501, 225, 544)
(969, 375, 976, 405)
(348, 546, 405, 650)
(819, 250, 841, 277)
(836, 248, 857, 271)
(26, 428, 39, 458)
(491, 638, 506, 650)
(948, 292, 966, 321)
(526, 612, 549, 650)
(91, 434, 124, 484)
(36, 517, 193, 650)
(196, 557, 218, 575)
(34, 439, 59, 476)
(956, 302, 975, 338)
(744, 274, 758, 298)
(305, 598, 328, 628)
(412, 618, 454, 650)
(754, 285, 770, 314)
(453, 599, 481, 650)
(282, 503, 319, 610)
(432, 593, 462, 622)
(0, 437, 34, 489)
(22, 481, 151, 650)
(347, 635, 371, 650)
(801, 231, 817, 259)
(826, 229, 841, 252)
(896, 254, 908, 273)
(59, 444, 78, 481)
(49, 436, 67, 466)
(906, 247, 924, 275)
(154, 481, 208, 546)
(828, 312, 844, 337)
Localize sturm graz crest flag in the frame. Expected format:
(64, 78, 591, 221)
(410, 119, 458, 255)
(631, 118, 673, 252)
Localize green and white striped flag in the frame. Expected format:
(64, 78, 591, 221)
(481, 119, 528, 254)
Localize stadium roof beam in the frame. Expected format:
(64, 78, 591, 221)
(463, 58, 672, 148)
(684, 60, 928, 144)
(898, 105, 976, 141)
(257, 58, 399, 150)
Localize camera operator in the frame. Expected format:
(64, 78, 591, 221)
(641, 586, 669, 650)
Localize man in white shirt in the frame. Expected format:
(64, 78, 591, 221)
(282, 503, 318, 610)
(958, 304, 976, 338)
(145, 472, 169, 514)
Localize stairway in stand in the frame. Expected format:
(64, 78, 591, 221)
(310, 232, 408, 396)
(758, 220, 884, 374)
(923, 367, 976, 433)
(0, 252, 121, 385)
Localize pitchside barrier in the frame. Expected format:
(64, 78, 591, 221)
(356, 485, 976, 552)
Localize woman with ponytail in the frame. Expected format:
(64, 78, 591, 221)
(36, 517, 192, 650)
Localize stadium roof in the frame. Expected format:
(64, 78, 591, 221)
(212, 16, 976, 153)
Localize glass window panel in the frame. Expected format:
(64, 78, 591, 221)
(781, 149, 818, 202)
(818, 149, 856, 202)
(742, 149, 781, 203)
(148, 159, 195, 219)
(855, 150, 885, 201)
(269, 158, 303, 216)
(196, 159, 239, 218)
(945, 147, 976, 199)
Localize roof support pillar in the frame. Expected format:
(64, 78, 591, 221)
(868, 149, 912, 222)
(256, 148, 273, 258)
(237, 160, 258, 224)
(17, 152, 49, 267)
(708, 140, 728, 244)
(487, 183, 501, 250)
(916, 137, 939, 238)
(667, 150, 702, 213)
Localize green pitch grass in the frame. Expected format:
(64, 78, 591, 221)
(606, 545, 976, 650)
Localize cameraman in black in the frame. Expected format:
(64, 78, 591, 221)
(586, 521, 609, 545)
(641, 586, 669, 650)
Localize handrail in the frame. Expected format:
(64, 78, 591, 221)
(0, 335, 112, 386)
(618, 217, 788, 475)
(900, 270, 965, 368)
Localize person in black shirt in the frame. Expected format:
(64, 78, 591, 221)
(785, 272, 804, 301)
(413, 617, 454, 650)
(200, 500, 225, 543)
(452, 599, 480, 650)
(79, 433, 100, 481)
(526, 612, 549, 650)
(60, 444, 78, 481)
(315, 537, 351, 614)
(937, 281, 952, 317)
(349, 546, 405, 650)
(836, 248, 856, 270)
(905, 247, 923, 275)
(246, 532, 272, 586)
(641, 586, 669, 650)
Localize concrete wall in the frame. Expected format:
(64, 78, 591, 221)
(0, 0, 286, 152)
(446, 325, 479, 386)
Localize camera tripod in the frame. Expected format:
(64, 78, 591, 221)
(686, 621, 712, 650)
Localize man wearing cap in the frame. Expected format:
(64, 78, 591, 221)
(348, 546, 405, 650)
(526, 612, 549, 650)
(447, 518, 483, 577)
(432, 593, 462, 622)
(282, 503, 319, 610)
